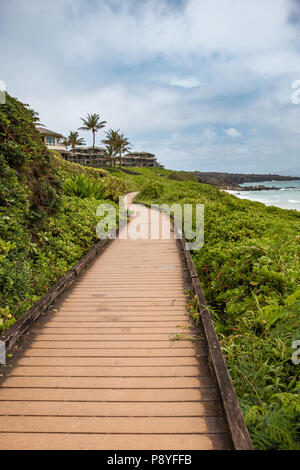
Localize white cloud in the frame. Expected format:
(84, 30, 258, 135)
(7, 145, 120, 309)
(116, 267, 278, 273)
(1, 0, 300, 174)
(170, 77, 200, 89)
(224, 128, 242, 138)
(201, 128, 218, 142)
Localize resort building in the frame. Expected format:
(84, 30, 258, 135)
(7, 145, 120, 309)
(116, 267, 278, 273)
(37, 127, 67, 153)
(65, 148, 163, 168)
(38, 127, 163, 168)
(120, 152, 163, 168)
(65, 146, 107, 166)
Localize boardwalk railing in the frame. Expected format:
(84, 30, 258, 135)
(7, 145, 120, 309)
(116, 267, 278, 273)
(0, 191, 135, 353)
(136, 200, 253, 450)
(1, 237, 111, 352)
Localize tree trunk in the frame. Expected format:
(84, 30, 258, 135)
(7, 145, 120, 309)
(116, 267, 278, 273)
(72, 146, 78, 164)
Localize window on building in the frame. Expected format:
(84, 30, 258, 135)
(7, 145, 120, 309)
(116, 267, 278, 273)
(46, 136, 55, 145)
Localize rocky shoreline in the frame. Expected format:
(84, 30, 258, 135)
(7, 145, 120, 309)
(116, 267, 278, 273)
(226, 184, 298, 191)
(219, 184, 282, 191)
(193, 171, 300, 191)
(236, 185, 295, 191)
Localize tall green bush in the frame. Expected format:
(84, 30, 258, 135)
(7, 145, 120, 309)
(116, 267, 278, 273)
(0, 94, 125, 330)
(64, 174, 105, 199)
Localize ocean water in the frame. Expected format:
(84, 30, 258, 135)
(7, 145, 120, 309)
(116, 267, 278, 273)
(226, 180, 300, 211)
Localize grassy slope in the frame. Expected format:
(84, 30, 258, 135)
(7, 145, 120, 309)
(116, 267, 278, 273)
(112, 166, 300, 450)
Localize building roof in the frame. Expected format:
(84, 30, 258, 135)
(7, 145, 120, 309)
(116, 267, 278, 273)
(86, 146, 106, 151)
(37, 127, 63, 138)
(73, 146, 106, 152)
(125, 151, 155, 157)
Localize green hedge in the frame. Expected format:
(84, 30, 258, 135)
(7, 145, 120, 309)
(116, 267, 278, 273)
(0, 94, 126, 330)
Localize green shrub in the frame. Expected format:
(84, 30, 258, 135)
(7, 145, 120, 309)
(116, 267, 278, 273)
(64, 174, 105, 199)
(0, 95, 126, 331)
(139, 182, 165, 200)
(0, 95, 61, 221)
(52, 153, 127, 202)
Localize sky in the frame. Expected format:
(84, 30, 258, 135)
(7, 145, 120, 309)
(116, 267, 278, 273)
(1, 0, 300, 174)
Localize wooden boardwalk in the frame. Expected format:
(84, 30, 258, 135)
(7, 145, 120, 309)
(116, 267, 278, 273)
(0, 194, 232, 450)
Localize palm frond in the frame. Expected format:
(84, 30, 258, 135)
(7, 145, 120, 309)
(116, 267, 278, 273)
(79, 113, 107, 132)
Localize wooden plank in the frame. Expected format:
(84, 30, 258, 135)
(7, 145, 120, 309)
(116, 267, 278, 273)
(0, 388, 218, 402)
(6, 365, 208, 377)
(27, 340, 206, 349)
(21, 347, 208, 357)
(0, 401, 222, 417)
(0, 433, 231, 450)
(35, 327, 199, 334)
(56, 306, 188, 311)
(75, 282, 184, 285)
(0, 376, 215, 388)
(14, 356, 206, 366)
(59, 301, 187, 306)
(69, 292, 186, 297)
(0, 416, 226, 433)
(37, 321, 192, 327)
(29, 334, 201, 341)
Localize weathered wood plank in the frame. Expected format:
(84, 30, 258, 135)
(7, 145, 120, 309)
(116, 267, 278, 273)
(0, 387, 218, 402)
(0, 401, 222, 417)
(6, 365, 209, 377)
(1, 376, 215, 388)
(0, 433, 231, 450)
(0, 416, 226, 433)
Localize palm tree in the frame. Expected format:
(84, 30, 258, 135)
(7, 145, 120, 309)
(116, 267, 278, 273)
(61, 136, 68, 145)
(102, 129, 120, 165)
(102, 129, 119, 147)
(30, 110, 45, 128)
(102, 129, 131, 166)
(60, 136, 70, 160)
(104, 144, 117, 168)
(79, 113, 106, 154)
(65, 131, 85, 163)
(117, 132, 131, 166)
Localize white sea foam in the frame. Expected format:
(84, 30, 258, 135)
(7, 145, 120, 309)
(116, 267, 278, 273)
(227, 180, 300, 211)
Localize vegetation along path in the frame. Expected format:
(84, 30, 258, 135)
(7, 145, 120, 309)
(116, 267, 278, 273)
(0, 193, 232, 450)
